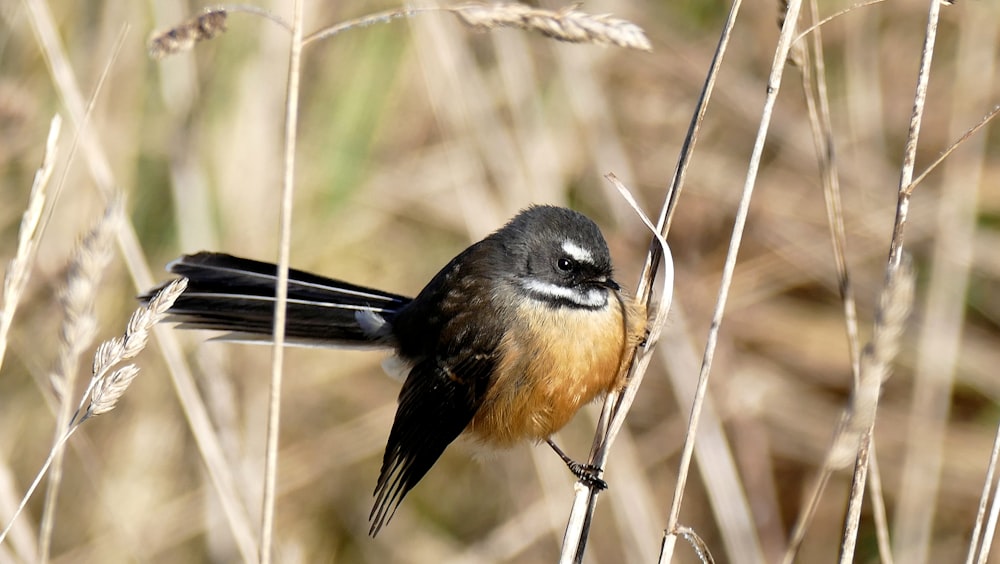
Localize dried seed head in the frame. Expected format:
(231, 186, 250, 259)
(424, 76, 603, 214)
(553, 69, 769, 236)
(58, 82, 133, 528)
(93, 338, 125, 375)
(827, 257, 915, 470)
(84, 278, 187, 419)
(453, 3, 651, 52)
(89, 365, 140, 416)
(148, 9, 228, 60)
(52, 198, 122, 399)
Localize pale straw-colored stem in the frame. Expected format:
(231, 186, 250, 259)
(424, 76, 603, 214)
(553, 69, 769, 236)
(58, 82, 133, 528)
(37, 199, 121, 563)
(661, 0, 803, 560)
(0, 278, 184, 547)
(970, 423, 1000, 564)
(23, 0, 258, 558)
(0, 115, 60, 378)
(259, 0, 304, 560)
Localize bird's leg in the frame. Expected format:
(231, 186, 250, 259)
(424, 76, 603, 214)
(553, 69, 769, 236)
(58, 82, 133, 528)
(545, 438, 608, 491)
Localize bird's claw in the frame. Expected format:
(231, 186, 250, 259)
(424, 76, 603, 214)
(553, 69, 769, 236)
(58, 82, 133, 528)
(568, 462, 608, 491)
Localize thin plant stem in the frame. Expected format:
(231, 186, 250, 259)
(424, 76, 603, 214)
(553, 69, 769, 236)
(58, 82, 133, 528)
(974, 423, 1000, 564)
(885, 0, 940, 272)
(894, 0, 993, 560)
(839, 428, 875, 562)
(37, 201, 120, 563)
(0, 278, 185, 547)
(661, 0, 803, 560)
(36, 31, 126, 562)
(886, 0, 944, 561)
(562, 0, 744, 559)
(0, 115, 60, 377)
(0, 115, 60, 562)
(905, 104, 1000, 195)
(782, 442, 837, 563)
(0, 427, 80, 547)
(23, 0, 258, 559)
(965, 424, 1000, 564)
(259, 0, 304, 560)
(800, 0, 862, 393)
(867, 445, 893, 564)
(217, 4, 292, 32)
(793, 1, 892, 560)
(559, 0, 744, 550)
(793, 0, 887, 44)
(978, 478, 1000, 564)
(304, 7, 439, 46)
(837, 255, 915, 563)
(558, 177, 674, 564)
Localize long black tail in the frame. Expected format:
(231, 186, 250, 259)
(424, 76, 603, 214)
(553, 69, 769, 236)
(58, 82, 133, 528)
(144, 252, 411, 347)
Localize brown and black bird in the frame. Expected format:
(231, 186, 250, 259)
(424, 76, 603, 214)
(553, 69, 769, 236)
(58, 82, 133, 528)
(146, 205, 647, 534)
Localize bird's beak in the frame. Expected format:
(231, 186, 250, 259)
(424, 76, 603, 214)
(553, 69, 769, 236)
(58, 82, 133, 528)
(600, 278, 621, 291)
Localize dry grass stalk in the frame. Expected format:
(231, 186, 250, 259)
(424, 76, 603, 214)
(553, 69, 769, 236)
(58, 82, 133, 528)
(81, 277, 187, 421)
(0, 279, 185, 547)
(22, 1, 258, 558)
(885, 0, 941, 270)
(452, 3, 651, 51)
(38, 197, 122, 563)
(149, 3, 651, 56)
(783, 255, 915, 564)
(560, 0, 743, 557)
(792, 0, 891, 562)
(147, 9, 227, 60)
(659, 0, 803, 560)
(896, 5, 993, 560)
(905, 104, 1000, 194)
(0, 113, 60, 564)
(968, 425, 1000, 564)
(304, 7, 434, 45)
(836, 258, 915, 562)
(784, 0, 943, 556)
(0, 115, 61, 377)
(49, 198, 122, 399)
(260, 0, 305, 559)
(783, 260, 914, 563)
(793, 0, 888, 44)
(884, 2, 944, 561)
(560, 175, 675, 561)
(791, 2, 892, 556)
(88, 365, 140, 417)
(859, 258, 915, 422)
(675, 525, 716, 564)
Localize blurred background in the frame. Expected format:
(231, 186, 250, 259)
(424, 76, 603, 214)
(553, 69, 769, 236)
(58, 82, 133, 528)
(1, 0, 999, 562)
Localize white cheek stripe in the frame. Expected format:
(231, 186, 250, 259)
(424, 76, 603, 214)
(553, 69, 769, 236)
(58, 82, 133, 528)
(521, 279, 607, 308)
(561, 240, 593, 264)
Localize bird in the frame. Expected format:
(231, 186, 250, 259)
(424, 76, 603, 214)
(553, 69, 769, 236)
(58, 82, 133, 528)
(146, 205, 647, 534)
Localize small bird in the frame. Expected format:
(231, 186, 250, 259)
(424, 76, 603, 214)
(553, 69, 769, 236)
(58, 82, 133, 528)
(148, 205, 647, 534)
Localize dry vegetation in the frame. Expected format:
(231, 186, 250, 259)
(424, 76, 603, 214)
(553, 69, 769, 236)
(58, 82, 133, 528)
(1, 0, 999, 563)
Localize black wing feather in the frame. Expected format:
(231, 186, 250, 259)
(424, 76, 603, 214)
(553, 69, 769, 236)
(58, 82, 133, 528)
(369, 352, 495, 535)
(144, 252, 412, 346)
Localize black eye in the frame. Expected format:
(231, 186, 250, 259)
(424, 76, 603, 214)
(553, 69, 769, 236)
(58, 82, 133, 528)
(557, 257, 575, 272)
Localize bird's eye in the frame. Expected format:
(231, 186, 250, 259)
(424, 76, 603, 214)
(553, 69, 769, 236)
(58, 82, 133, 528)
(557, 257, 575, 272)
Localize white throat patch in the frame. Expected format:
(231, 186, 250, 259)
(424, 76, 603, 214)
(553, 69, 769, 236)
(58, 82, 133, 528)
(561, 240, 594, 264)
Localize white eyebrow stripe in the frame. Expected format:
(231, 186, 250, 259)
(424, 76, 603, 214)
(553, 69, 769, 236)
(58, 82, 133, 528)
(521, 279, 607, 308)
(561, 240, 594, 264)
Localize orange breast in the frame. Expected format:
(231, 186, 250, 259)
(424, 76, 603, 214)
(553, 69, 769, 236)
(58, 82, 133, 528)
(467, 292, 646, 447)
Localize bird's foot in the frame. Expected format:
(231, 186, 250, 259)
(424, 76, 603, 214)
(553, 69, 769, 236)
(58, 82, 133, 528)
(567, 461, 608, 491)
